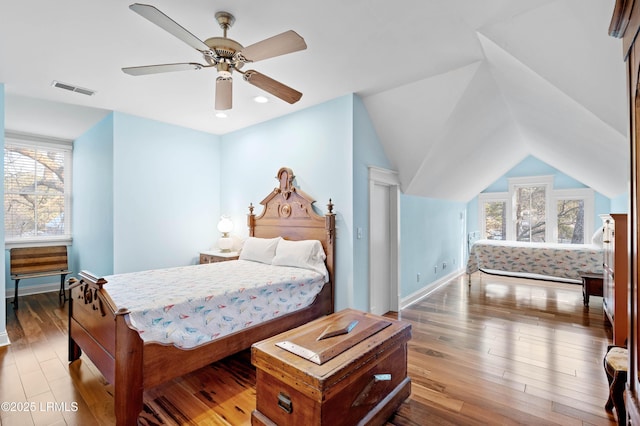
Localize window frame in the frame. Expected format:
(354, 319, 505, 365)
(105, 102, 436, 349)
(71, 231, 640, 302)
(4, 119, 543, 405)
(4, 132, 73, 249)
(478, 191, 508, 240)
(478, 175, 594, 244)
(508, 175, 553, 242)
(551, 188, 594, 244)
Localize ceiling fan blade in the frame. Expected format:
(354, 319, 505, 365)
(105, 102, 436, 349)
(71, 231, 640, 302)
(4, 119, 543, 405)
(129, 3, 210, 53)
(243, 70, 302, 104)
(215, 77, 233, 110)
(122, 63, 207, 76)
(239, 30, 307, 62)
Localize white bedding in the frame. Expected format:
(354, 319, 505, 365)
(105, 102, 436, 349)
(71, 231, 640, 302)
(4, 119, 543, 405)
(105, 260, 326, 348)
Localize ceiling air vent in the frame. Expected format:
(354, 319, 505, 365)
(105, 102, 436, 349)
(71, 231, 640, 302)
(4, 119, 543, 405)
(51, 80, 96, 96)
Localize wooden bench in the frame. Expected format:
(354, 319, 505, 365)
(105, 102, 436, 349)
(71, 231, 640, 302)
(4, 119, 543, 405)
(10, 245, 71, 309)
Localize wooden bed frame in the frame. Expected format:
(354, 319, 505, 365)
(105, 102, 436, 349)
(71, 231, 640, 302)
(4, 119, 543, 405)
(68, 167, 336, 425)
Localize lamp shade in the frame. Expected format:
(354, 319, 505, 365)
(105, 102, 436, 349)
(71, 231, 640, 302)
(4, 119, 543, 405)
(217, 216, 233, 234)
(217, 216, 234, 253)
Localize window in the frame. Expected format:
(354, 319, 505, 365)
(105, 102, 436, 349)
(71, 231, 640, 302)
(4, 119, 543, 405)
(479, 193, 506, 240)
(478, 176, 593, 244)
(510, 176, 551, 242)
(4, 133, 72, 246)
(552, 188, 594, 244)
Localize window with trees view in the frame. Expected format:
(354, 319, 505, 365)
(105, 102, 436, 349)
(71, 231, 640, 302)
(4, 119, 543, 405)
(4, 135, 72, 245)
(483, 199, 506, 240)
(478, 176, 593, 244)
(514, 183, 547, 242)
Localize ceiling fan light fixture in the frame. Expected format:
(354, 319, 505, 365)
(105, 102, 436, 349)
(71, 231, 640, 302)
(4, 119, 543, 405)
(215, 111, 228, 118)
(124, 4, 306, 111)
(254, 95, 269, 104)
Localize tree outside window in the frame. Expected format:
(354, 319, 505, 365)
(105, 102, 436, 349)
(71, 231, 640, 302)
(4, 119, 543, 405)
(484, 201, 506, 240)
(557, 199, 584, 244)
(4, 137, 72, 244)
(478, 177, 593, 245)
(515, 185, 546, 242)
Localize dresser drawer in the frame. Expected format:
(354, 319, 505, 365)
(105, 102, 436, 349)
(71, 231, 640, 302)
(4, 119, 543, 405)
(199, 252, 239, 264)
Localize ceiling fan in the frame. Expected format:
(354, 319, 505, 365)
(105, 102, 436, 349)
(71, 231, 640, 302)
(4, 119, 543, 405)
(122, 3, 307, 111)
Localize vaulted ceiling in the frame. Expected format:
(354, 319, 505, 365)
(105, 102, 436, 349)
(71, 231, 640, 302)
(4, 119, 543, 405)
(0, 0, 628, 201)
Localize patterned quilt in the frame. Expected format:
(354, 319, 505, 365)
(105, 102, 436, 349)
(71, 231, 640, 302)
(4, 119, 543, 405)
(466, 239, 603, 283)
(105, 260, 326, 348)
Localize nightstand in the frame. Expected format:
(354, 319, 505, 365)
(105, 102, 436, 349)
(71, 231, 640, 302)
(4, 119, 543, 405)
(199, 250, 239, 264)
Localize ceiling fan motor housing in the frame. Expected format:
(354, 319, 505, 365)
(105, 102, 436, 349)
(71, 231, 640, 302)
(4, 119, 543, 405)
(204, 37, 244, 71)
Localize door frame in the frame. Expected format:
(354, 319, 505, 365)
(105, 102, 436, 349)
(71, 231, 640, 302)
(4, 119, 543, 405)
(368, 166, 400, 313)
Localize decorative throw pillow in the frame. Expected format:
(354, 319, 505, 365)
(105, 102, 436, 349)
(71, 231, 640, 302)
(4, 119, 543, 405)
(239, 237, 282, 264)
(272, 239, 328, 281)
(591, 227, 604, 247)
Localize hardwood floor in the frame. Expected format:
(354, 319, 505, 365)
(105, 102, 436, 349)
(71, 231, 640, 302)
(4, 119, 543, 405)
(0, 272, 618, 425)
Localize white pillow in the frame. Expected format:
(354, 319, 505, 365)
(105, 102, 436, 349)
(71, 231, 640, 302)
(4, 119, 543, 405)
(272, 239, 329, 281)
(239, 237, 281, 264)
(591, 227, 604, 247)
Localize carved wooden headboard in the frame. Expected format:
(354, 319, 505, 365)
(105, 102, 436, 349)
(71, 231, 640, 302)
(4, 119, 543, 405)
(247, 167, 336, 308)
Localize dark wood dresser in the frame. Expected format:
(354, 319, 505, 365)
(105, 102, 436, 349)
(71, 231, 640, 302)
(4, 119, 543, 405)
(601, 213, 628, 346)
(251, 309, 411, 426)
(609, 2, 640, 422)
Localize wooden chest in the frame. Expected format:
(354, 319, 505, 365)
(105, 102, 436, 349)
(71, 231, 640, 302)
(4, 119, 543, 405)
(251, 309, 411, 426)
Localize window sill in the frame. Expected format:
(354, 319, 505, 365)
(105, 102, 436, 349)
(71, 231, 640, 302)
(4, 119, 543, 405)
(5, 236, 73, 250)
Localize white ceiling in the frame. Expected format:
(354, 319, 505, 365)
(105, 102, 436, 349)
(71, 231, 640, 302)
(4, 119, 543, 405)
(0, 0, 628, 201)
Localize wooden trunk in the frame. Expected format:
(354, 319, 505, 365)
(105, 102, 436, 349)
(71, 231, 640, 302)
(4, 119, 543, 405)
(251, 309, 411, 426)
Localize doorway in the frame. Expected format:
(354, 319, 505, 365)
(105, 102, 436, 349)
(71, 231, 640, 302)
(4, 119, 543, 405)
(368, 166, 400, 315)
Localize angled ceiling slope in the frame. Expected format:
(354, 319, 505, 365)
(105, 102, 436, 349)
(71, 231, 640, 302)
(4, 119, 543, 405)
(363, 61, 481, 192)
(362, 0, 627, 202)
(478, 8, 627, 198)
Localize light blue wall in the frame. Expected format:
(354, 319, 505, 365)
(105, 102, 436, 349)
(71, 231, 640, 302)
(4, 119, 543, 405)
(483, 156, 588, 192)
(467, 155, 621, 235)
(0, 84, 6, 345)
(611, 193, 629, 213)
(112, 113, 221, 273)
(72, 113, 114, 276)
(220, 95, 354, 311)
(352, 95, 393, 310)
(401, 194, 466, 298)
(71, 112, 221, 276)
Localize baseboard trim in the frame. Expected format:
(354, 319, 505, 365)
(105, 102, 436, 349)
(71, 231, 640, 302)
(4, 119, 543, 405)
(4, 282, 60, 299)
(401, 269, 463, 310)
(0, 330, 10, 347)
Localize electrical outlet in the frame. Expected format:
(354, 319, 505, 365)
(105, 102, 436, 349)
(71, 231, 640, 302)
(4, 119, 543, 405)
(434, 265, 438, 273)
(443, 262, 447, 270)
(417, 273, 420, 282)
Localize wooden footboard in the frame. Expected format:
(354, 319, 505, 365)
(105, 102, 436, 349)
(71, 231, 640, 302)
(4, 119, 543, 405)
(68, 272, 118, 381)
(68, 271, 144, 424)
(69, 270, 334, 425)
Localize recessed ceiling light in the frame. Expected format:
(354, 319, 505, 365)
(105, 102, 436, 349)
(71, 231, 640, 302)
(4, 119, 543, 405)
(253, 95, 269, 104)
(215, 112, 228, 118)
